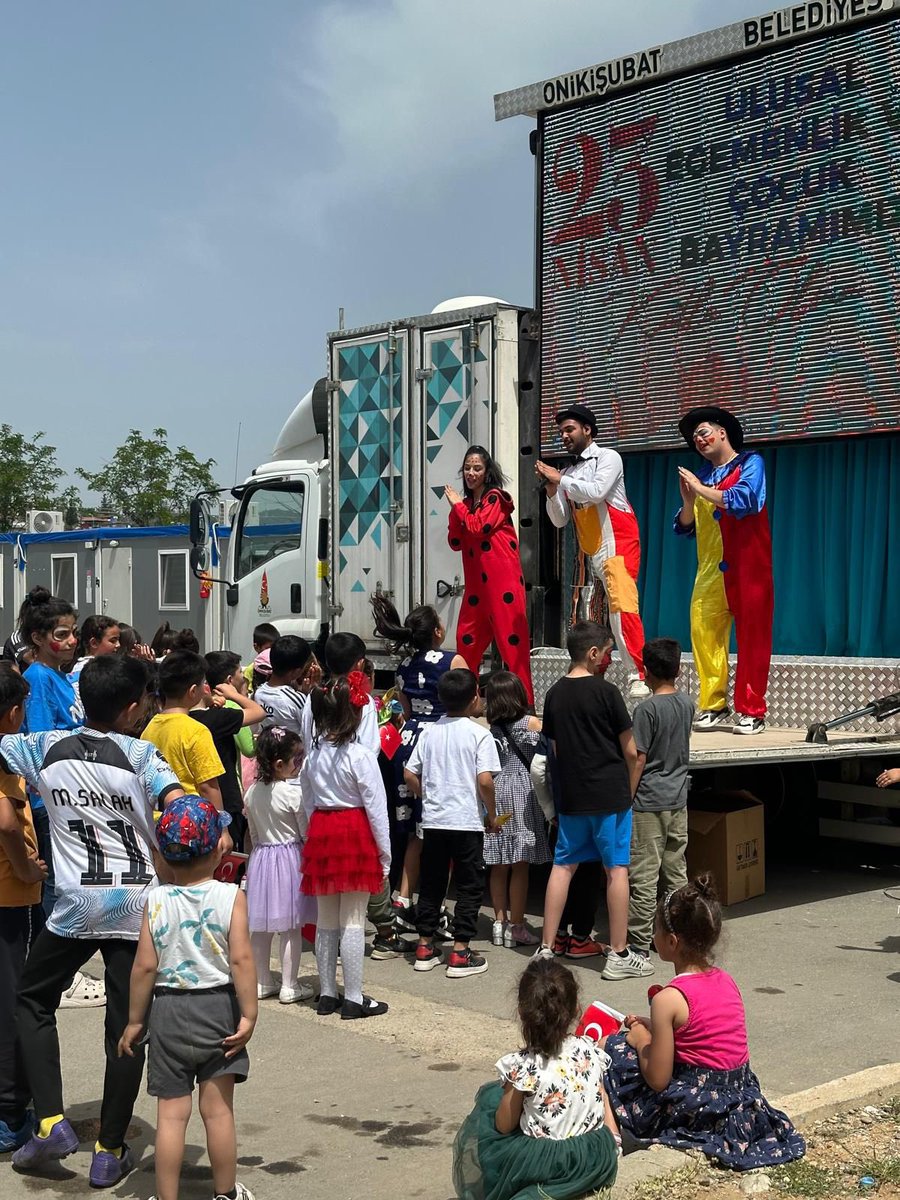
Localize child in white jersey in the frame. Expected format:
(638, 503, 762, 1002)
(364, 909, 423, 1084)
(119, 794, 257, 1200)
(3, 655, 181, 1187)
(300, 670, 391, 1020)
(244, 726, 314, 1003)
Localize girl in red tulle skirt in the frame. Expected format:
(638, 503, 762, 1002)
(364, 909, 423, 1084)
(300, 670, 392, 1020)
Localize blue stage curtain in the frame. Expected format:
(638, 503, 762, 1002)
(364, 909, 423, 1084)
(624, 434, 900, 658)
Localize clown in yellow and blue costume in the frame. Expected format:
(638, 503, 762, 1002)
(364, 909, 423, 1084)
(674, 407, 773, 736)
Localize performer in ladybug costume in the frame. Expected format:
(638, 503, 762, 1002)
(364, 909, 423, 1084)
(675, 406, 774, 736)
(445, 445, 533, 704)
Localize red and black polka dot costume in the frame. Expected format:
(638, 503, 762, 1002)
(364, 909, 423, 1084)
(448, 488, 533, 704)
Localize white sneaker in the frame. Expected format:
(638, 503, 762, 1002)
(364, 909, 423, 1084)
(628, 676, 651, 698)
(532, 944, 554, 961)
(59, 971, 106, 1009)
(693, 707, 731, 731)
(492, 920, 505, 946)
(733, 714, 766, 736)
(601, 947, 656, 981)
(257, 982, 279, 999)
(214, 1185, 255, 1200)
(279, 981, 315, 1003)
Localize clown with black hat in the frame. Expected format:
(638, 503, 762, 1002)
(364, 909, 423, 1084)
(536, 404, 648, 694)
(675, 406, 773, 735)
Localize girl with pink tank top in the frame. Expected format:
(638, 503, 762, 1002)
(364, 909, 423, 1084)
(603, 875, 805, 1171)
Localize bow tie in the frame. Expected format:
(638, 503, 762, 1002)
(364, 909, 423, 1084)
(569, 454, 587, 465)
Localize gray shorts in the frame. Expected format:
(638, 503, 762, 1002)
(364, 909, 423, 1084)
(148, 986, 250, 1099)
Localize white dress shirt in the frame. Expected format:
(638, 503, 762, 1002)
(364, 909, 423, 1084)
(545, 441, 634, 529)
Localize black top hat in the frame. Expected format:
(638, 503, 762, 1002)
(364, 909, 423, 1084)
(678, 406, 745, 453)
(555, 403, 598, 436)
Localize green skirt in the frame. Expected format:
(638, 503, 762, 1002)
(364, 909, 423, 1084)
(452, 1081, 618, 1200)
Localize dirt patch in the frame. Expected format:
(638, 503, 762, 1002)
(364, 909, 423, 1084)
(625, 1098, 900, 1200)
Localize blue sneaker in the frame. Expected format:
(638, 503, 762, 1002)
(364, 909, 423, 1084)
(12, 1116, 79, 1169)
(0, 1111, 35, 1153)
(89, 1142, 135, 1188)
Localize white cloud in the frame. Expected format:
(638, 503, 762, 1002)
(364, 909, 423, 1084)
(274, 0, 746, 234)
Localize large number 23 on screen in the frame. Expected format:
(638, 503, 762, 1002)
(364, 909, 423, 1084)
(68, 818, 154, 887)
(552, 117, 660, 246)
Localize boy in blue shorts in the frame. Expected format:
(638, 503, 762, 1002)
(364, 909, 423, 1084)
(535, 621, 652, 981)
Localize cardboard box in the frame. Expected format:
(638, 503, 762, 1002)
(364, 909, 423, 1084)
(686, 791, 765, 906)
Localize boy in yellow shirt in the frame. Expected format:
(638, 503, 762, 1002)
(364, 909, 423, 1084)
(0, 664, 47, 1151)
(143, 652, 224, 810)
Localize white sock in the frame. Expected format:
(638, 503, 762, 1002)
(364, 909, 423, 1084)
(251, 933, 275, 987)
(315, 894, 341, 998)
(280, 929, 304, 987)
(339, 891, 369, 1006)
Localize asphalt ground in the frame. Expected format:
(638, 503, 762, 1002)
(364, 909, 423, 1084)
(2, 836, 898, 1200)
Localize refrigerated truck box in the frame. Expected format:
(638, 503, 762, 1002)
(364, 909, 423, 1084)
(686, 792, 765, 907)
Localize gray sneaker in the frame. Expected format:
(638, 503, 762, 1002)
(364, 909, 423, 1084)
(532, 944, 554, 961)
(601, 947, 655, 981)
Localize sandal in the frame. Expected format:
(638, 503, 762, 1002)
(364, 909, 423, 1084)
(59, 971, 106, 1009)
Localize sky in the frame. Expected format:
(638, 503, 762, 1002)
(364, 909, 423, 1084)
(1, 0, 753, 497)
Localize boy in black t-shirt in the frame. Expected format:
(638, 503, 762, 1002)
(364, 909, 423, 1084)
(535, 621, 653, 981)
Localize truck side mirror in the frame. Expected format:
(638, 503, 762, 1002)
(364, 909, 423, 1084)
(190, 545, 210, 574)
(189, 499, 207, 546)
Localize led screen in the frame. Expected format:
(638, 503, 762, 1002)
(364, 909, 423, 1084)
(540, 14, 900, 452)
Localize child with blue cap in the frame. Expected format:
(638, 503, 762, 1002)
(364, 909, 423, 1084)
(118, 794, 257, 1200)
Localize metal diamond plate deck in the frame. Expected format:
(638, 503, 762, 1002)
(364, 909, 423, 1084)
(530, 650, 900, 734)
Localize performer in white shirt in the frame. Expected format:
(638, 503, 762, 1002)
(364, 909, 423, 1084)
(536, 404, 648, 696)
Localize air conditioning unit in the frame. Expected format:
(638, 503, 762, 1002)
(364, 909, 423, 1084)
(26, 510, 64, 534)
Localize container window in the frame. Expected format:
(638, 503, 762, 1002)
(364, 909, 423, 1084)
(159, 550, 190, 611)
(50, 555, 77, 606)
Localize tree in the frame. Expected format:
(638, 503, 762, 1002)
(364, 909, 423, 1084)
(77, 428, 217, 526)
(0, 425, 64, 529)
(56, 485, 82, 530)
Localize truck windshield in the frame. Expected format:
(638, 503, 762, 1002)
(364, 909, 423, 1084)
(235, 484, 305, 580)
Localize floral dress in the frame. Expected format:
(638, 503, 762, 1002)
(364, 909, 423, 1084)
(496, 1035, 609, 1139)
(452, 1035, 618, 1200)
(604, 970, 806, 1170)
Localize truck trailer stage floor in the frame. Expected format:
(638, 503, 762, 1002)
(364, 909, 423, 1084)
(689, 727, 900, 768)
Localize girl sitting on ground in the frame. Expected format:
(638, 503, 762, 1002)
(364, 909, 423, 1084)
(483, 671, 550, 949)
(453, 958, 619, 1200)
(603, 874, 806, 1170)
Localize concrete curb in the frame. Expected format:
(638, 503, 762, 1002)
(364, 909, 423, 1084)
(774, 1062, 900, 1125)
(612, 1064, 900, 1195)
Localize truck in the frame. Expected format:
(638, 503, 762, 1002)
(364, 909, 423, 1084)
(192, 1, 900, 850)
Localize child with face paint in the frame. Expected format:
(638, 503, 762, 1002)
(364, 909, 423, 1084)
(18, 588, 104, 1008)
(19, 588, 82, 739)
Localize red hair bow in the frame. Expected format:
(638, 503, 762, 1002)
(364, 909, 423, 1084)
(347, 670, 371, 710)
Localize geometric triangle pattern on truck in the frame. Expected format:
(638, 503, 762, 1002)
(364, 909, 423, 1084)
(336, 342, 404, 601)
(421, 327, 492, 633)
(425, 335, 487, 451)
